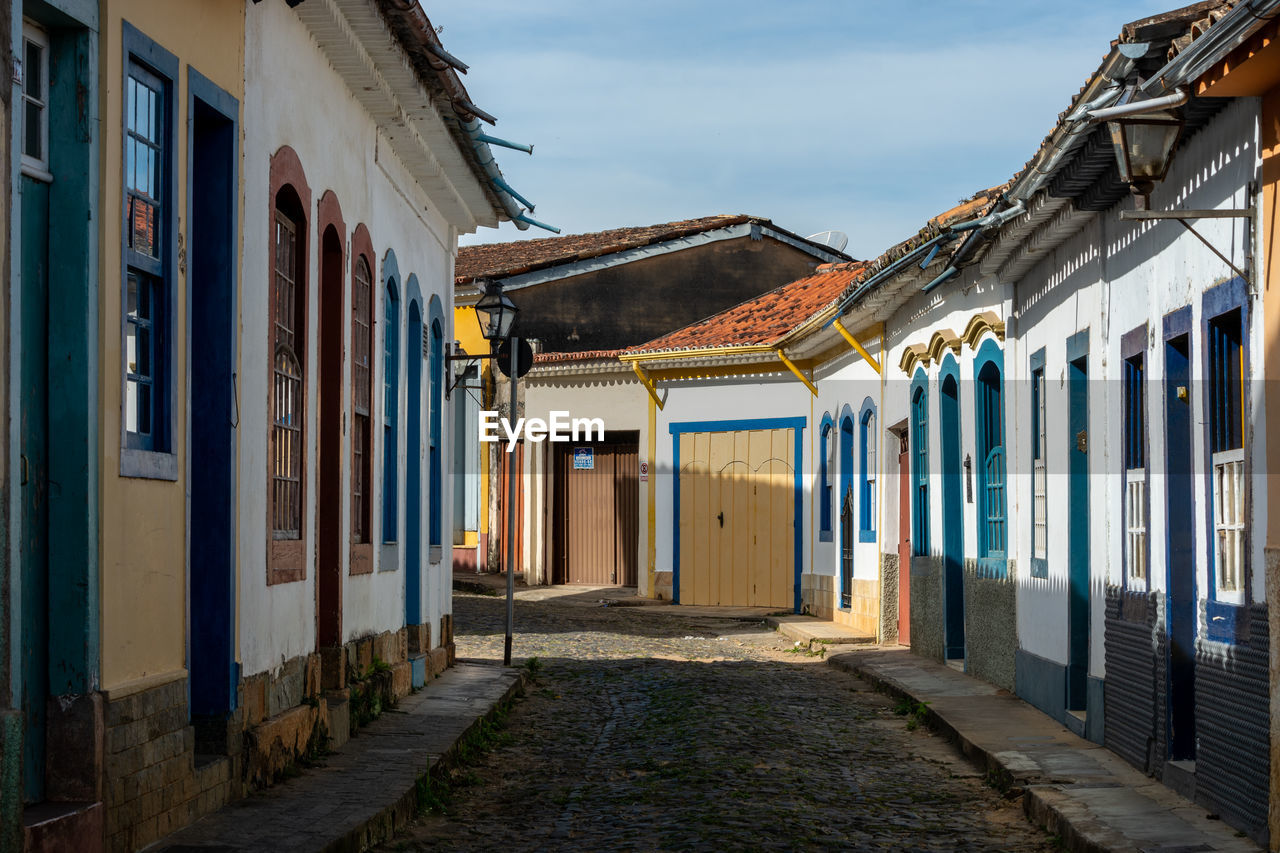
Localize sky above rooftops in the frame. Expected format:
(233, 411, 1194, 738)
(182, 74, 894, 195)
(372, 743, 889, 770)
(432, 0, 1172, 260)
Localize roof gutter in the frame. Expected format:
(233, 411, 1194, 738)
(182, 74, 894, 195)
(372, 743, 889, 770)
(383, 0, 556, 233)
(1140, 0, 1280, 95)
(1087, 88, 1188, 121)
(1006, 44, 1143, 202)
(835, 232, 955, 312)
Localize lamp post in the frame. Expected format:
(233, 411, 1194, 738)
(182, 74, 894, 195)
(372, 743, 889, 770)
(474, 279, 519, 666)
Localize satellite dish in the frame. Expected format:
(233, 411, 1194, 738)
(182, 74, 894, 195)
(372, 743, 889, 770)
(807, 230, 849, 253)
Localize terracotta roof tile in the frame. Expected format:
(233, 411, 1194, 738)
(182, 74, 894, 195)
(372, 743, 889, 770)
(626, 262, 866, 355)
(456, 214, 824, 284)
(532, 349, 625, 364)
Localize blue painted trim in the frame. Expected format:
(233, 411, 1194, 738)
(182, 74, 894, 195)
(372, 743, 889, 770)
(669, 416, 806, 435)
(1205, 598, 1245, 644)
(1199, 276, 1250, 615)
(382, 253, 401, 545)
(185, 65, 240, 716)
(1029, 346, 1045, 374)
(1163, 305, 1192, 340)
(909, 368, 930, 555)
(1029, 348, 1046, 579)
(669, 416, 807, 612)
(973, 339, 1006, 578)
(427, 295, 445, 553)
(839, 410, 854, 605)
(937, 353, 959, 388)
(1066, 329, 1089, 362)
(818, 413, 834, 541)
(857, 396, 877, 538)
(405, 272, 423, 313)
(120, 21, 180, 477)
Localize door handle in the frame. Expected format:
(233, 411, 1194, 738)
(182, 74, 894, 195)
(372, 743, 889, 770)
(717, 511, 724, 527)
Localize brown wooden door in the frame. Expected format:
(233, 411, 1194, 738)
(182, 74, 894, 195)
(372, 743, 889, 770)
(498, 442, 525, 574)
(554, 438, 639, 586)
(897, 442, 911, 646)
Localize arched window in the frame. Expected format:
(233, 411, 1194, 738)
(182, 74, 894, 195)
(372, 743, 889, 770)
(818, 414, 834, 541)
(910, 372, 929, 555)
(271, 187, 306, 556)
(859, 401, 877, 540)
(351, 253, 373, 543)
(382, 268, 400, 544)
(428, 313, 444, 552)
(974, 340, 1006, 575)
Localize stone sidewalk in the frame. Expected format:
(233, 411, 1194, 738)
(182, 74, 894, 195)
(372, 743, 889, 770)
(829, 645, 1262, 853)
(152, 662, 523, 853)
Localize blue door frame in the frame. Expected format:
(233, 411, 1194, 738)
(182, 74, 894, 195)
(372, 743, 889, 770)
(187, 69, 239, 718)
(1164, 312, 1196, 759)
(939, 365, 965, 660)
(1067, 332, 1090, 711)
(406, 298, 424, 626)
(839, 410, 855, 607)
(670, 417, 805, 613)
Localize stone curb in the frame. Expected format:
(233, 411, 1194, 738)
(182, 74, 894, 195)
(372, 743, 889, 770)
(827, 654, 1119, 853)
(314, 669, 529, 853)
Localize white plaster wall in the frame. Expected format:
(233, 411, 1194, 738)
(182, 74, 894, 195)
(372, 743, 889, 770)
(1009, 96, 1262, 674)
(880, 275, 1013, 576)
(523, 376, 650, 589)
(240, 2, 461, 675)
(814, 346, 886, 583)
(652, 375, 816, 593)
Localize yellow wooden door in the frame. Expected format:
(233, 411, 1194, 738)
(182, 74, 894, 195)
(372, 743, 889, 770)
(678, 428, 794, 607)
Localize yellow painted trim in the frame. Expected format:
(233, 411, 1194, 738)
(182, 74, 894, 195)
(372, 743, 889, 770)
(647, 361, 807, 381)
(776, 349, 819, 395)
(962, 311, 1006, 349)
(926, 328, 962, 363)
(898, 344, 931, 376)
(647, 393, 657, 598)
(621, 344, 778, 363)
(631, 362, 666, 410)
(832, 318, 881, 374)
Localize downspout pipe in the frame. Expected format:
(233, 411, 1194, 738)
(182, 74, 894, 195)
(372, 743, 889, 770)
(1086, 88, 1187, 122)
(946, 200, 1026, 233)
(476, 133, 534, 155)
(836, 232, 956, 311)
(516, 213, 561, 234)
(460, 118, 532, 230)
(490, 176, 536, 212)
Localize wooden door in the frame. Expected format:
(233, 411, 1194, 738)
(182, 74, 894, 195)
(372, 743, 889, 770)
(498, 442, 525, 574)
(555, 439, 639, 586)
(678, 429, 793, 607)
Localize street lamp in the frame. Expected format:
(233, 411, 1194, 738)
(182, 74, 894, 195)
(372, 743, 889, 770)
(1088, 85, 1186, 212)
(474, 279, 520, 666)
(475, 278, 517, 342)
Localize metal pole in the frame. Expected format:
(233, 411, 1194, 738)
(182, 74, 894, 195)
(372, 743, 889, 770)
(503, 336, 518, 666)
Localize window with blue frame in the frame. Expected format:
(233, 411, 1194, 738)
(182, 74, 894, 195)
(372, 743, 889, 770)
(819, 416, 833, 541)
(429, 317, 444, 552)
(911, 381, 929, 555)
(1208, 306, 1244, 602)
(122, 35, 176, 464)
(974, 344, 1006, 574)
(859, 404, 876, 541)
(1123, 349, 1147, 588)
(383, 279, 400, 543)
(1030, 351, 1047, 578)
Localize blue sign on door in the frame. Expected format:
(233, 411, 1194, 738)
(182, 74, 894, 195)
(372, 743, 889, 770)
(573, 447, 594, 470)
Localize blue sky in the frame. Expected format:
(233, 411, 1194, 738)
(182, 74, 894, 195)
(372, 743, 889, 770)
(432, 1, 1173, 259)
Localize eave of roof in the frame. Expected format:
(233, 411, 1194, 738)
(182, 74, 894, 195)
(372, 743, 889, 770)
(454, 214, 851, 296)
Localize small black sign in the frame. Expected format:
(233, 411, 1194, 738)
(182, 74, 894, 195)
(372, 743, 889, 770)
(496, 338, 534, 378)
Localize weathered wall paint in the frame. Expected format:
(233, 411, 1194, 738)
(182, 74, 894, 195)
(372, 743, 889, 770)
(240, 1, 461, 676)
(99, 0, 245, 691)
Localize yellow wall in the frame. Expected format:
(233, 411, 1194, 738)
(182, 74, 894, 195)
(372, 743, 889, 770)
(454, 304, 491, 544)
(99, 0, 245, 690)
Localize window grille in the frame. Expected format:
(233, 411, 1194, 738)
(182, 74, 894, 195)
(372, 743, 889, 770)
(272, 211, 303, 539)
(1213, 449, 1244, 594)
(1125, 470, 1147, 583)
(352, 256, 372, 543)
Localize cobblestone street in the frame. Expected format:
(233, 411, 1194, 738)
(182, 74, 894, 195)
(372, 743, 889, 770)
(376, 589, 1056, 852)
